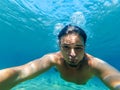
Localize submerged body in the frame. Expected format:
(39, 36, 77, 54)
(0, 25, 120, 90)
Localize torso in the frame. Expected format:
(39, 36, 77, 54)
(53, 52, 94, 85)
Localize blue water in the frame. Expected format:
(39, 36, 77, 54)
(0, 0, 120, 90)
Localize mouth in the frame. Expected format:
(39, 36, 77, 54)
(64, 58, 80, 68)
(68, 58, 78, 65)
(67, 60, 79, 67)
(64, 55, 86, 68)
(69, 57, 78, 62)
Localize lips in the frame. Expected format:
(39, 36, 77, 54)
(68, 57, 78, 63)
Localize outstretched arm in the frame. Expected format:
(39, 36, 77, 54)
(0, 54, 55, 90)
(92, 58, 120, 90)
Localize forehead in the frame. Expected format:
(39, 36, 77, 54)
(60, 33, 84, 45)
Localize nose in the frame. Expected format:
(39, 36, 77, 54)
(69, 49, 76, 57)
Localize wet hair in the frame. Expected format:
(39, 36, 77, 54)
(58, 24, 87, 44)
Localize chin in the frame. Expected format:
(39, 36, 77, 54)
(68, 63, 79, 67)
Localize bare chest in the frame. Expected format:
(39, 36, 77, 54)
(57, 66, 93, 84)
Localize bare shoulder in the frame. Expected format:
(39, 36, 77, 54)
(40, 51, 62, 64)
(16, 52, 61, 71)
(47, 51, 63, 64)
(86, 54, 120, 89)
(86, 54, 119, 77)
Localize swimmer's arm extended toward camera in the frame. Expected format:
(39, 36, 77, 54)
(92, 58, 120, 90)
(0, 54, 55, 90)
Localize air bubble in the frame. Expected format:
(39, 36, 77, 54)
(70, 11, 86, 27)
(53, 23, 64, 36)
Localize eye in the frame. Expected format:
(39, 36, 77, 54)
(62, 46, 70, 49)
(74, 47, 83, 50)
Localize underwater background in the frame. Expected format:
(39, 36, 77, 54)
(0, 0, 120, 90)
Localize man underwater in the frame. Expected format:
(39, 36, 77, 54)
(0, 25, 120, 90)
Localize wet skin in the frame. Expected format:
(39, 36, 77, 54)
(54, 33, 94, 84)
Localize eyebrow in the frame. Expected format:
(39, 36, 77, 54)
(61, 44, 84, 47)
(76, 45, 84, 47)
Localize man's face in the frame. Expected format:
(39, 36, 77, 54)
(59, 33, 85, 66)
